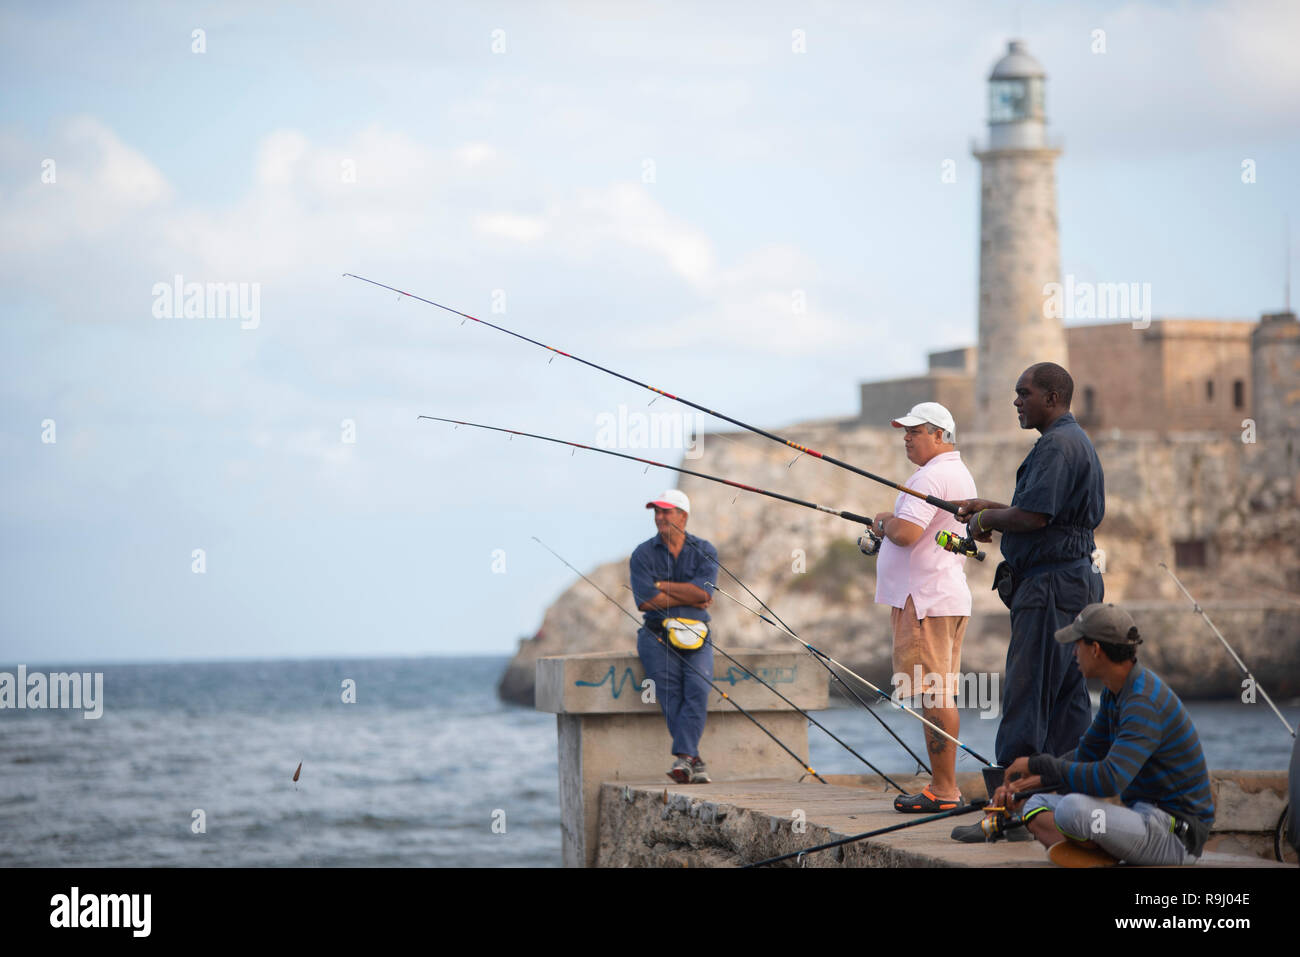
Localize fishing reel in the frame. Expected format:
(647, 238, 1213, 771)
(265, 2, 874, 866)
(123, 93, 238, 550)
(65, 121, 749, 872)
(935, 529, 986, 562)
(977, 804, 1029, 842)
(858, 525, 882, 556)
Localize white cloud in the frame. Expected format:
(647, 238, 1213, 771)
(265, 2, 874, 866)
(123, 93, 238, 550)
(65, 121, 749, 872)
(0, 115, 171, 251)
(255, 129, 310, 187)
(555, 183, 718, 287)
(475, 212, 549, 242)
(455, 143, 499, 168)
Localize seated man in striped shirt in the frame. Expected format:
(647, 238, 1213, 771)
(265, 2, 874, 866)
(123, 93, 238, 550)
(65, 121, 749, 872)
(991, 603, 1215, 866)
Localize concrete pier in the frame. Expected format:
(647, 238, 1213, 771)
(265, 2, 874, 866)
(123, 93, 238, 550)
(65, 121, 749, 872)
(594, 773, 1291, 868)
(536, 649, 825, 867)
(538, 651, 1289, 868)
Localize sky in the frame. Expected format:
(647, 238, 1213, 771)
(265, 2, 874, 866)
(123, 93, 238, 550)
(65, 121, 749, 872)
(1, 0, 1297, 663)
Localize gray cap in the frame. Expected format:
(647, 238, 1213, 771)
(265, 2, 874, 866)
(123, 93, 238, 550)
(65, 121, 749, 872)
(1054, 603, 1143, 646)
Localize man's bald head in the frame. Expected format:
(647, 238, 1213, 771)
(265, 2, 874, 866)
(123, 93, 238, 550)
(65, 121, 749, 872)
(1027, 362, 1074, 408)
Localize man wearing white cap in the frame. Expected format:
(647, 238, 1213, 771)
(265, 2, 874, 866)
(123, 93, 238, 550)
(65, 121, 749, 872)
(873, 402, 978, 813)
(629, 489, 720, 784)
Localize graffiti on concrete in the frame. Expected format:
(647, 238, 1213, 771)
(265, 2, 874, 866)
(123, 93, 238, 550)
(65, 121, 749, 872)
(575, 664, 797, 697)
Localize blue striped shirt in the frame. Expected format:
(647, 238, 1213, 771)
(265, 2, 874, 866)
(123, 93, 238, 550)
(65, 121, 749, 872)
(1032, 664, 1215, 825)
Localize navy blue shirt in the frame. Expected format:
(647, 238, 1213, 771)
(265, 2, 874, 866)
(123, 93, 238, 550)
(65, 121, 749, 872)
(629, 532, 718, 628)
(1033, 664, 1215, 826)
(1000, 412, 1105, 574)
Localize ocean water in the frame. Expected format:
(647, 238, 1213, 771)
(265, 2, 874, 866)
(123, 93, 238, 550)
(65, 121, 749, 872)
(2, 656, 1295, 867)
(0, 657, 559, 867)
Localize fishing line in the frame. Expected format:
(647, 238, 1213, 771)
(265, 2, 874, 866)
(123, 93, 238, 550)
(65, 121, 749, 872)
(348, 273, 966, 515)
(710, 581, 993, 767)
(654, 517, 940, 776)
(532, 536, 827, 784)
(423, 413, 964, 771)
(1159, 562, 1294, 737)
(615, 584, 905, 793)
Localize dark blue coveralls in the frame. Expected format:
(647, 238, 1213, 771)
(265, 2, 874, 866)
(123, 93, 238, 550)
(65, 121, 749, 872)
(996, 412, 1106, 765)
(629, 532, 719, 757)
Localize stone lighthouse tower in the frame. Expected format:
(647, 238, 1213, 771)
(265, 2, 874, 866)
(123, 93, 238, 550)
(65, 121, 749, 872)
(973, 40, 1069, 433)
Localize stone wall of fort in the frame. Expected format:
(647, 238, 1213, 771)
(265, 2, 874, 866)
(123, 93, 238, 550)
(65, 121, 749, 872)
(500, 419, 1299, 705)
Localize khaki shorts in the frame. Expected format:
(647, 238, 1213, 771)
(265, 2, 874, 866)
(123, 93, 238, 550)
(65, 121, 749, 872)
(890, 595, 968, 702)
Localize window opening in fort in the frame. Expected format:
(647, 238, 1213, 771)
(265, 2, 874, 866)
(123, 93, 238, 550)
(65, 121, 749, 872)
(1205, 379, 1214, 402)
(1233, 379, 1245, 409)
(1173, 539, 1209, 569)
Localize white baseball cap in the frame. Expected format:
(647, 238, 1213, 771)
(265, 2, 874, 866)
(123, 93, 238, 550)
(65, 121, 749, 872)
(891, 402, 957, 439)
(646, 489, 690, 514)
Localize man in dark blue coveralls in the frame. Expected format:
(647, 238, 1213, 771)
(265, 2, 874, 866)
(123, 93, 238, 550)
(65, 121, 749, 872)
(629, 489, 719, 785)
(950, 363, 1105, 841)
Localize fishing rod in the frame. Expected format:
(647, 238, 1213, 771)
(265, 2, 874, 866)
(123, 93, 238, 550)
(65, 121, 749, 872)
(419, 414, 886, 548)
(1159, 562, 1295, 737)
(532, 537, 828, 784)
(749, 781, 1060, 866)
(420, 413, 983, 560)
(711, 581, 994, 767)
(613, 585, 906, 793)
(746, 800, 988, 867)
(425, 413, 973, 770)
(348, 273, 965, 516)
(651, 516, 937, 776)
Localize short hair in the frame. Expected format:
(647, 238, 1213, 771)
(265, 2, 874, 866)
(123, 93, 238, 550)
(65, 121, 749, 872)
(1083, 637, 1137, 663)
(923, 422, 956, 444)
(1028, 362, 1074, 408)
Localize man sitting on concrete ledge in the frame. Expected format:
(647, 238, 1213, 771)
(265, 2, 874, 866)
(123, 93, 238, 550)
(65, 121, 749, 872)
(980, 603, 1215, 866)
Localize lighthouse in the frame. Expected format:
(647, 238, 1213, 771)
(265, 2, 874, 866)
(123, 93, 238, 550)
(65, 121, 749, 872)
(972, 40, 1068, 433)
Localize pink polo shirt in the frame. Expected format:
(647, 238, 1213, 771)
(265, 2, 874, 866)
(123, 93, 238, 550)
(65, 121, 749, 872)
(873, 450, 977, 619)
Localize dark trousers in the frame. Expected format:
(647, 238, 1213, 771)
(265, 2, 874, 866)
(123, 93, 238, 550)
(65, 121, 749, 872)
(994, 564, 1103, 765)
(637, 628, 713, 757)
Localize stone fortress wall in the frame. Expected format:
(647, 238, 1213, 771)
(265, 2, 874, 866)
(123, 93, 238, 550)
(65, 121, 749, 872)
(500, 415, 1299, 706)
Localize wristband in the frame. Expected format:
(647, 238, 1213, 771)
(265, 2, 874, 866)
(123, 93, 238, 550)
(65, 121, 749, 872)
(977, 509, 988, 532)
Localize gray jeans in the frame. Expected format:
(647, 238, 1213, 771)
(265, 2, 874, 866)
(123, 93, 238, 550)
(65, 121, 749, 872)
(1022, 793, 1198, 865)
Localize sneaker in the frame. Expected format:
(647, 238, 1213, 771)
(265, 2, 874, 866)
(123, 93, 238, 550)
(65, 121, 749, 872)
(668, 757, 692, 784)
(950, 818, 1032, 843)
(689, 757, 711, 784)
(950, 820, 989, 843)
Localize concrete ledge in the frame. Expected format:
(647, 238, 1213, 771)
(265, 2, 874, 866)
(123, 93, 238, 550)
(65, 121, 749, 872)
(539, 648, 826, 866)
(536, 648, 826, 714)
(595, 778, 1292, 868)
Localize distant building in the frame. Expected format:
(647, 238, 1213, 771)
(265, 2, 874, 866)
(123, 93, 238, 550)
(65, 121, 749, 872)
(1067, 319, 1256, 432)
(859, 40, 1293, 467)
